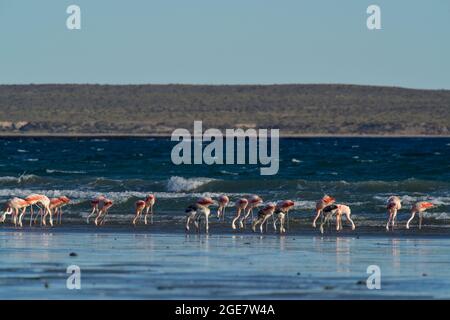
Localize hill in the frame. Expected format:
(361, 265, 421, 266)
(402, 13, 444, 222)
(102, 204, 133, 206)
(0, 84, 449, 136)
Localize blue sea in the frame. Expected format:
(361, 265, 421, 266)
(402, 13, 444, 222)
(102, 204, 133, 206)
(0, 138, 449, 226)
(1, 137, 450, 299)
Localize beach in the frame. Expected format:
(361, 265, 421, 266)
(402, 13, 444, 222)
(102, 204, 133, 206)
(1, 226, 450, 299)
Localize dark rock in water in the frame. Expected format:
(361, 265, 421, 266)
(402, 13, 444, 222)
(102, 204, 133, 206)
(422, 273, 428, 277)
(44, 282, 49, 289)
(69, 252, 78, 257)
(297, 272, 301, 276)
(356, 280, 365, 285)
(324, 285, 334, 290)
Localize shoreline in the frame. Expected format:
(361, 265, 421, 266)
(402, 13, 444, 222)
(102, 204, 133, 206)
(1, 133, 450, 138)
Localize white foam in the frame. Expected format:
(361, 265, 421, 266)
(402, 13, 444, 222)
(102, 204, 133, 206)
(166, 176, 216, 192)
(220, 170, 239, 176)
(0, 188, 246, 204)
(46, 169, 87, 174)
(0, 175, 38, 183)
(291, 158, 302, 163)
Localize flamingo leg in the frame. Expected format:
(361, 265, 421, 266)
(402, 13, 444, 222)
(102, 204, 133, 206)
(231, 209, 241, 230)
(406, 211, 416, 229)
(386, 212, 393, 231)
(29, 205, 34, 226)
(260, 215, 271, 233)
(18, 207, 27, 227)
(419, 212, 423, 230)
(222, 206, 226, 222)
(205, 213, 209, 233)
(86, 207, 97, 224)
(312, 209, 321, 228)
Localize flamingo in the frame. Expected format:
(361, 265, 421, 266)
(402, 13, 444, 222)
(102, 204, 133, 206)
(86, 196, 106, 224)
(50, 196, 71, 225)
(273, 200, 295, 234)
(239, 195, 263, 228)
(231, 198, 248, 230)
(320, 204, 355, 234)
(406, 201, 434, 230)
(25, 194, 52, 227)
(94, 198, 114, 226)
(144, 194, 156, 225)
(216, 195, 229, 221)
(312, 195, 335, 228)
(185, 197, 215, 233)
(1, 197, 30, 227)
(251, 203, 276, 233)
(132, 200, 146, 226)
(386, 196, 401, 231)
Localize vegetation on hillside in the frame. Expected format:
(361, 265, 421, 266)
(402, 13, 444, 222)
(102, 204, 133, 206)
(0, 84, 449, 135)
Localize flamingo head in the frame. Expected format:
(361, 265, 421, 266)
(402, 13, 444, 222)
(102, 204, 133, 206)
(146, 194, 155, 201)
(197, 197, 214, 207)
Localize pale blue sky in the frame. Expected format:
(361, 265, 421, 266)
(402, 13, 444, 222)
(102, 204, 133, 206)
(0, 0, 449, 89)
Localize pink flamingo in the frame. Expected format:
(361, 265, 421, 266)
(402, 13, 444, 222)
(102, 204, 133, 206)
(406, 202, 434, 230)
(386, 196, 401, 231)
(216, 195, 230, 221)
(94, 198, 114, 226)
(312, 195, 336, 228)
(25, 194, 52, 227)
(273, 200, 295, 233)
(251, 203, 276, 233)
(231, 198, 248, 230)
(144, 194, 156, 225)
(240, 195, 263, 228)
(185, 197, 215, 233)
(50, 196, 71, 225)
(132, 200, 146, 226)
(320, 204, 355, 234)
(86, 196, 106, 224)
(1, 197, 30, 227)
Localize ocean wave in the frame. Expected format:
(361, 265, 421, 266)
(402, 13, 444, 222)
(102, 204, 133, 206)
(373, 195, 450, 206)
(46, 169, 87, 174)
(0, 188, 245, 204)
(166, 176, 216, 192)
(0, 174, 39, 183)
(219, 170, 239, 176)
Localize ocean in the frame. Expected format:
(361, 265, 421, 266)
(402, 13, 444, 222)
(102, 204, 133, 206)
(1, 137, 450, 299)
(0, 137, 449, 225)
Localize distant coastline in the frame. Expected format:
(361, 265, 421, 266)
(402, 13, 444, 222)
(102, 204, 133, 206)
(1, 133, 449, 138)
(1, 84, 449, 136)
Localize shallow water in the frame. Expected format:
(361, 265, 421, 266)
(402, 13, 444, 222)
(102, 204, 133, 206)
(1, 228, 450, 299)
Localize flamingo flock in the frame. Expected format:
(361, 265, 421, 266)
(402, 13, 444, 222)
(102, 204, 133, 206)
(0, 192, 437, 234)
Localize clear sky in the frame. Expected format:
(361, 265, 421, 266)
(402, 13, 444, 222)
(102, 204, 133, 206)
(1, 0, 449, 89)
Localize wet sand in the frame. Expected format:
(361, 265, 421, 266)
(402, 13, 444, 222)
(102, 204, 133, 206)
(1, 226, 450, 299)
